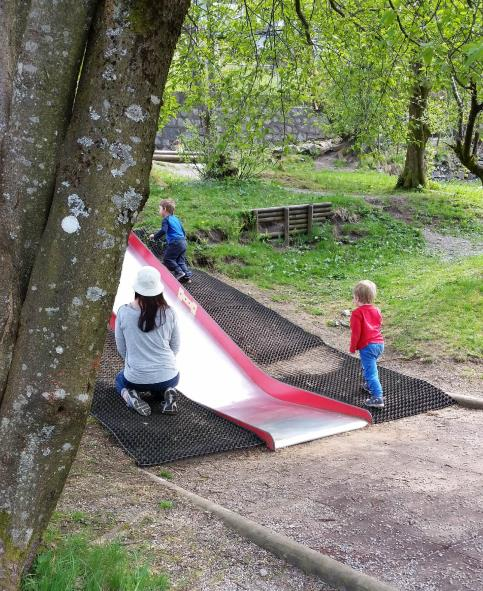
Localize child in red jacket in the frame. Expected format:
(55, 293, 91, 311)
(350, 280, 385, 408)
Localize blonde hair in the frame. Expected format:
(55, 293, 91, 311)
(353, 280, 377, 304)
(160, 199, 176, 214)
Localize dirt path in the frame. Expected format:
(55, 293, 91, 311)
(57, 272, 482, 590)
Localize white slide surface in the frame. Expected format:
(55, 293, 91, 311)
(112, 234, 371, 450)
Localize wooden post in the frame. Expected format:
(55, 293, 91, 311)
(307, 204, 314, 235)
(254, 209, 259, 233)
(284, 207, 290, 246)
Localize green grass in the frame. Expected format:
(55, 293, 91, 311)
(158, 500, 174, 510)
(138, 168, 482, 360)
(158, 469, 174, 480)
(22, 535, 169, 591)
(266, 160, 483, 236)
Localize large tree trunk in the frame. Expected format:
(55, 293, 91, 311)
(0, 0, 98, 402)
(397, 64, 431, 189)
(0, 1, 190, 589)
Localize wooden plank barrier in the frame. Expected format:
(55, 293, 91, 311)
(246, 202, 332, 242)
(152, 150, 198, 163)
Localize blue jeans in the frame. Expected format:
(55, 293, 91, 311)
(359, 343, 384, 399)
(163, 239, 192, 279)
(115, 370, 179, 398)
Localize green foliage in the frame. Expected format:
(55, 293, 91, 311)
(160, 1, 313, 179)
(22, 535, 169, 591)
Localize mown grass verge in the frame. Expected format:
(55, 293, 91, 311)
(137, 167, 482, 360)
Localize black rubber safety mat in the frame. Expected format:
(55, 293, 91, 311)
(185, 270, 455, 424)
(91, 333, 262, 466)
(93, 230, 454, 466)
(135, 229, 455, 425)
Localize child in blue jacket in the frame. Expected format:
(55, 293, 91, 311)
(150, 199, 192, 284)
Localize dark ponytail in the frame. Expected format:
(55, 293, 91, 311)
(135, 292, 169, 332)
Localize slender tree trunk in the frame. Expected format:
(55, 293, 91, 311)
(397, 64, 431, 189)
(0, 1, 190, 589)
(450, 80, 483, 185)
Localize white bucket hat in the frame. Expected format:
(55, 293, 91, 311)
(133, 266, 164, 297)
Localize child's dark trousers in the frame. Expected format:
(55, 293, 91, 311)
(163, 239, 192, 279)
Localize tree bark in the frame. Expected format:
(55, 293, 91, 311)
(0, 0, 99, 405)
(450, 80, 483, 185)
(397, 64, 431, 189)
(0, 1, 190, 588)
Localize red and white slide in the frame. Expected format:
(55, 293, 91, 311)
(111, 232, 371, 450)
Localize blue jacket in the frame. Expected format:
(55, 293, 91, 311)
(153, 214, 186, 244)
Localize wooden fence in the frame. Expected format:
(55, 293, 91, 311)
(245, 202, 333, 244)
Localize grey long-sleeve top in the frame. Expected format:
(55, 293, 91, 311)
(115, 304, 180, 384)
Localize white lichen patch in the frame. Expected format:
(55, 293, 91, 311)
(150, 95, 161, 105)
(18, 63, 38, 74)
(29, 116, 39, 124)
(55, 346, 64, 354)
(72, 296, 83, 306)
(76, 393, 89, 403)
(68, 193, 89, 218)
(125, 104, 146, 122)
(86, 286, 106, 301)
(41, 388, 67, 402)
(25, 40, 38, 52)
(89, 107, 101, 120)
(102, 66, 117, 81)
(21, 364, 27, 371)
(110, 142, 136, 177)
(130, 136, 141, 144)
(71, 257, 77, 264)
(96, 228, 115, 249)
(106, 27, 123, 37)
(77, 136, 94, 149)
(45, 307, 59, 315)
(61, 215, 80, 234)
(61, 442, 73, 452)
(112, 186, 142, 213)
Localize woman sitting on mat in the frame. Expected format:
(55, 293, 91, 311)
(114, 265, 179, 416)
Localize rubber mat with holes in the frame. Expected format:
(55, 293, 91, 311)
(92, 231, 454, 465)
(91, 332, 262, 466)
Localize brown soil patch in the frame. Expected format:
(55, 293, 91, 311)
(190, 228, 228, 244)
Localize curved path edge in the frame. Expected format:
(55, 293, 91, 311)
(142, 470, 398, 591)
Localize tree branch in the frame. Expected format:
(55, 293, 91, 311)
(294, 0, 313, 45)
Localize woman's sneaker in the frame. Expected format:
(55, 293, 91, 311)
(121, 388, 151, 416)
(364, 396, 385, 409)
(162, 387, 178, 415)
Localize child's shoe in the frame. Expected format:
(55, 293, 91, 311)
(174, 271, 186, 281)
(162, 387, 178, 415)
(121, 388, 151, 416)
(364, 396, 384, 409)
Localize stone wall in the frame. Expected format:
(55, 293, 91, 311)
(155, 105, 327, 150)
